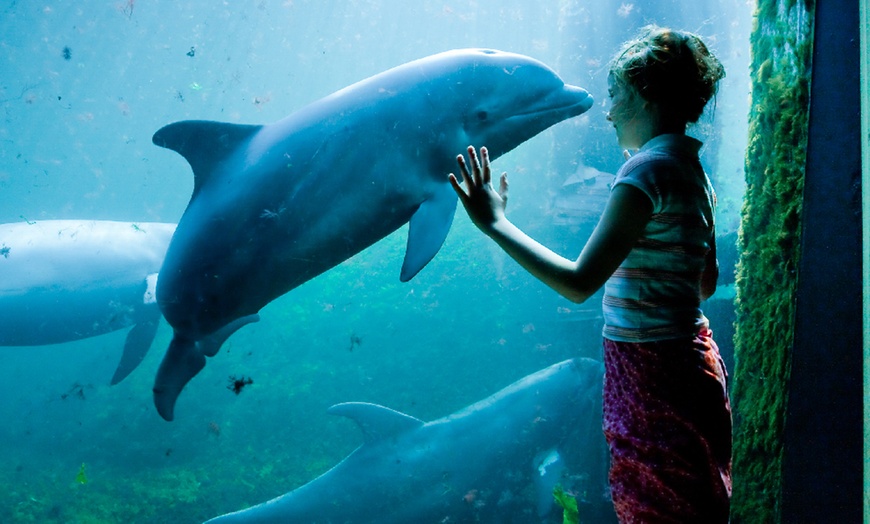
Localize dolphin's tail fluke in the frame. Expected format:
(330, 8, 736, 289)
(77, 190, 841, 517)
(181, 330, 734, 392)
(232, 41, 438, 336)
(153, 314, 260, 421)
(153, 335, 205, 421)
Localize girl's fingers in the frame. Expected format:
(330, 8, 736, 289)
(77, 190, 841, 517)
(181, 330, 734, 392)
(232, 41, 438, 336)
(499, 172, 509, 202)
(456, 145, 496, 189)
(455, 154, 470, 183)
(448, 173, 467, 200)
(480, 146, 491, 185)
(467, 145, 483, 186)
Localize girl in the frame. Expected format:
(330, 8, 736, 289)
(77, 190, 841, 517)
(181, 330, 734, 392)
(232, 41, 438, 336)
(449, 26, 731, 523)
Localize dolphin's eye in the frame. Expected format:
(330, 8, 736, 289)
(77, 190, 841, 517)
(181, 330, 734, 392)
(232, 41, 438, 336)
(477, 111, 488, 121)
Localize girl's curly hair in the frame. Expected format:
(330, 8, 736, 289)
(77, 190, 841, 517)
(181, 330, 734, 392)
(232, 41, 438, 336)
(609, 25, 726, 124)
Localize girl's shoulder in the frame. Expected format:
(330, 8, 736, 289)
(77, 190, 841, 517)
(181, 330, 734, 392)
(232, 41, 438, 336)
(616, 148, 679, 182)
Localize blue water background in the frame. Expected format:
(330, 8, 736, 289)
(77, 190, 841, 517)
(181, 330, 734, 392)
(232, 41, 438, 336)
(0, 1, 751, 522)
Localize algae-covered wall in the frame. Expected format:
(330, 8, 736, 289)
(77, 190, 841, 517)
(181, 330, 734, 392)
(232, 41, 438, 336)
(864, 4, 870, 520)
(731, 0, 814, 522)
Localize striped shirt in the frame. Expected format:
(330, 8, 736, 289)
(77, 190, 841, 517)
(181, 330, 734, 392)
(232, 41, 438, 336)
(602, 134, 716, 342)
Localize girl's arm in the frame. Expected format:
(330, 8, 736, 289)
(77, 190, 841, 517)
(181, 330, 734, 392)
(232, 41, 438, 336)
(449, 146, 651, 303)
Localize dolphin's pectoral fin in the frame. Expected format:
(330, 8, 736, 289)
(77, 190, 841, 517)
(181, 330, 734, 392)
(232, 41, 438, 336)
(197, 314, 260, 357)
(152, 121, 262, 196)
(153, 335, 206, 421)
(400, 183, 458, 282)
(110, 311, 160, 386)
(328, 402, 424, 444)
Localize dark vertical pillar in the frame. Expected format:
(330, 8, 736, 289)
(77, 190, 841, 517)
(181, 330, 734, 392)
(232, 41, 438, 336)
(780, 0, 863, 521)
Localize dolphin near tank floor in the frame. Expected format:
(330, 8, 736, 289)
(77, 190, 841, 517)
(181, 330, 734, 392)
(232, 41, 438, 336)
(0, 220, 176, 384)
(204, 358, 615, 524)
(151, 48, 594, 420)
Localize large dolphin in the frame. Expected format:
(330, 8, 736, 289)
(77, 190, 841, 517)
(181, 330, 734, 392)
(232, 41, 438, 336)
(151, 48, 594, 420)
(204, 358, 615, 524)
(0, 220, 175, 384)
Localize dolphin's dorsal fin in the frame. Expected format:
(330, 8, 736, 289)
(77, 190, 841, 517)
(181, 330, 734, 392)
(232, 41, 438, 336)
(152, 120, 262, 196)
(400, 182, 457, 282)
(328, 402, 423, 443)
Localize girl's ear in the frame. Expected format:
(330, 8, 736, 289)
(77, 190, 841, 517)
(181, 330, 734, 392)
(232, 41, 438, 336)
(642, 99, 658, 120)
(643, 102, 667, 131)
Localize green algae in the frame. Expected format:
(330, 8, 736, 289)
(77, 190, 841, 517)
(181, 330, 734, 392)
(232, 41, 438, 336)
(75, 463, 88, 485)
(553, 484, 580, 524)
(730, 0, 814, 522)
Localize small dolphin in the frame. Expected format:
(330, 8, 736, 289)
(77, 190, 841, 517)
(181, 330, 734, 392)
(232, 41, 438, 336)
(203, 358, 613, 524)
(0, 220, 175, 384)
(151, 48, 594, 420)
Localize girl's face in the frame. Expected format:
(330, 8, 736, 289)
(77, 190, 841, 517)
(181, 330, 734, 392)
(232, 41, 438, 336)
(606, 75, 650, 150)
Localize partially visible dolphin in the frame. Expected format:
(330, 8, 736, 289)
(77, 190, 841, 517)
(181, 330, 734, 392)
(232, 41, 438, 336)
(203, 358, 614, 524)
(0, 220, 175, 384)
(151, 48, 594, 420)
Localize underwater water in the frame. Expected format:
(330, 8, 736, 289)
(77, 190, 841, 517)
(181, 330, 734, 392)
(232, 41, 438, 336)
(0, 1, 752, 522)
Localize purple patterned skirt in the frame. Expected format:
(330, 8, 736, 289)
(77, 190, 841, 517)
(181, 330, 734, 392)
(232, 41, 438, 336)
(603, 329, 732, 523)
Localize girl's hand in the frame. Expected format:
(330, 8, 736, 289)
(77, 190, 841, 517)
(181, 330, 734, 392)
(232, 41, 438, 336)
(448, 145, 509, 233)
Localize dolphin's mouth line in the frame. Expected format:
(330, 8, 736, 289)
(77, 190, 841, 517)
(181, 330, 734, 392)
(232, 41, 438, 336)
(510, 98, 593, 119)
(508, 91, 593, 119)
